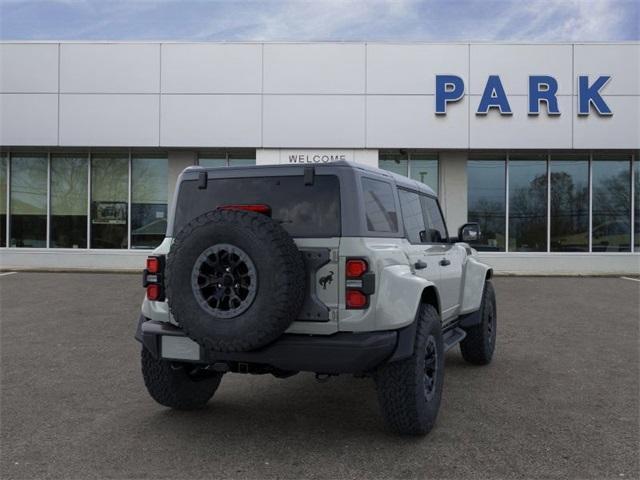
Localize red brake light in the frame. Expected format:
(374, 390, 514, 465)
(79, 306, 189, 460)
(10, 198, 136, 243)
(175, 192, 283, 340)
(346, 259, 368, 278)
(346, 289, 368, 309)
(219, 204, 271, 215)
(146, 284, 160, 301)
(146, 257, 161, 274)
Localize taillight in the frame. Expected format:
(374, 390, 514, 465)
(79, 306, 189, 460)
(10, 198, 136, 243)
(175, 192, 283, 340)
(346, 259, 368, 278)
(146, 284, 161, 301)
(345, 258, 374, 309)
(219, 204, 271, 216)
(143, 255, 165, 301)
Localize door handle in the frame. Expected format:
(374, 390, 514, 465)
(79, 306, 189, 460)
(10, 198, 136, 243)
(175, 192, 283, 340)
(439, 258, 451, 266)
(414, 260, 427, 270)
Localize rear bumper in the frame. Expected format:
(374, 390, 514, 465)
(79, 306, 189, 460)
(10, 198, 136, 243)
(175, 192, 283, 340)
(135, 315, 398, 374)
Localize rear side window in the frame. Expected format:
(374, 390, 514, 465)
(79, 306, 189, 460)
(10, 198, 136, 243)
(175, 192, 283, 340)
(361, 177, 398, 233)
(421, 195, 448, 242)
(398, 189, 427, 243)
(174, 175, 341, 237)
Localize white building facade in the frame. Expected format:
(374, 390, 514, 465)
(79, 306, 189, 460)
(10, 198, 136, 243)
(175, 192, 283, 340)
(0, 41, 638, 274)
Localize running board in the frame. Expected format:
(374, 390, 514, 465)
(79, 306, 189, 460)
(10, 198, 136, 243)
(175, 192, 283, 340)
(443, 327, 466, 352)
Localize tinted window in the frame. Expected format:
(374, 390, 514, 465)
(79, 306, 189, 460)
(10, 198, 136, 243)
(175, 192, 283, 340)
(592, 154, 631, 252)
(10, 155, 47, 248)
(467, 158, 506, 251)
(50, 155, 88, 248)
(509, 156, 547, 252)
(131, 156, 168, 249)
(421, 195, 448, 242)
(550, 155, 589, 252)
(361, 178, 398, 233)
(91, 155, 128, 249)
(399, 189, 426, 243)
(175, 175, 340, 238)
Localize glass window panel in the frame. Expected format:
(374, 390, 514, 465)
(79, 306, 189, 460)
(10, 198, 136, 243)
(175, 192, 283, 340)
(420, 195, 448, 242)
(91, 155, 128, 249)
(379, 151, 408, 177)
(634, 155, 639, 252)
(399, 189, 427, 243)
(467, 158, 506, 251)
(361, 177, 398, 233)
(410, 154, 438, 194)
(508, 155, 548, 252)
(199, 153, 226, 168)
(10, 154, 47, 247)
(592, 154, 631, 252)
(50, 155, 88, 248)
(0, 154, 7, 247)
(549, 155, 589, 252)
(228, 150, 256, 167)
(131, 156, 168, 249)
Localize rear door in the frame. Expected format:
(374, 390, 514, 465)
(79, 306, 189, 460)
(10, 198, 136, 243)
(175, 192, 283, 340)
(398, 189, 441, 285)
(420, 195, 464, 322)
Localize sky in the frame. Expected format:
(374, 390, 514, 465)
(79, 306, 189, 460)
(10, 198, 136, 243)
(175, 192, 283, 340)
(0, 0, 638, 42)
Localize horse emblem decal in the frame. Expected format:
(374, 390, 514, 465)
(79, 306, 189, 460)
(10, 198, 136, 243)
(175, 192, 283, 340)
(318, 271, 334, 290)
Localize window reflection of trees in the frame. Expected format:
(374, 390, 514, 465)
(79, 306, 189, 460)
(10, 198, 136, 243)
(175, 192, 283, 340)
(592, 162, 631, 252)
(509, 161, 547, 252)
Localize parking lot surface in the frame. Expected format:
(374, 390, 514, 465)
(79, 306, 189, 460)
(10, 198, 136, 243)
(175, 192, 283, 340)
(0, 273, 638, 480)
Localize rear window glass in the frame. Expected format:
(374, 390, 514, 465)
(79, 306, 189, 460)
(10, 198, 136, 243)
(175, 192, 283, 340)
(361, 177, 398, 233)
(174, 175, 341, 238)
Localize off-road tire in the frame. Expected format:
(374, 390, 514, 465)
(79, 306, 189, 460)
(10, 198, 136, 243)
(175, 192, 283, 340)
(460, 280, 496, 365)
(166, 209, 305, 352)
(141, 348, 223, 410)
(374, 304, 445, 435)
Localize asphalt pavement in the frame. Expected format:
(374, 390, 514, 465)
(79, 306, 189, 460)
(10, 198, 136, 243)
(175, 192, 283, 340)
(0, 273, 638, 479)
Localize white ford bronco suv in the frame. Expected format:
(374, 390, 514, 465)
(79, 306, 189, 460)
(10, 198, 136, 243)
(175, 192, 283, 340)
(136, 161, 496, 435)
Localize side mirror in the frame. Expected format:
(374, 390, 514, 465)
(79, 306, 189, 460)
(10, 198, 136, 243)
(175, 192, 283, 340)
(458, 223, 481, 243)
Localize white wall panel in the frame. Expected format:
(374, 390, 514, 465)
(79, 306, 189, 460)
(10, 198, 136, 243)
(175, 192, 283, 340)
(59, 94, 159, 146)
(0, 94, 58, 145)
(161, 44, 261, 93)
(574, 44, 640, 95)
(60, 43, 160, 93)
(470, 44, 573, 95)
(469, 95, 572, 149)
(263, 44, 365, 94)
(573, 96, 640, 149)
(367, 44, 468, 94)
(366, 95, 468, 148)
(0, 44, 58, 93)
(161, 95, 261, 147)
(263, 95, 364, 147)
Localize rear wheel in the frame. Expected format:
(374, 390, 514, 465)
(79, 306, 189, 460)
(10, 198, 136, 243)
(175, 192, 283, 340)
(374, 303, 444, 435)
(141, 348, 223, 410)
(460, 280, 497, 365)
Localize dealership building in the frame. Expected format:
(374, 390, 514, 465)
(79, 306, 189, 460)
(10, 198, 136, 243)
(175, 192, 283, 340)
(0, 41, 638, 274)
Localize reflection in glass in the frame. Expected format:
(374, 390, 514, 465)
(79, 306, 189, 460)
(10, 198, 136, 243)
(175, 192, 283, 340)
(410, 154, 438, 194)
(379, 151, 408, 176)
(131, 156, 168, 249)
(550, 156, 588, 252)
(199, 151, 256, 168)
(467, 158, 506, 251)
(199, 154, 226, 168)
(10, 155, 47, 247)
(592, 155, 631, 252)
(508, 156, 547, 252)
(398, 189, 426, 243)
(635, 158, 639, 252)
(361, 178, 398, 233)
(228, 150, 256, 167)
(0, 154, 6, 247)
(51, 155, 88, 248)
(91, 155, 128, 249)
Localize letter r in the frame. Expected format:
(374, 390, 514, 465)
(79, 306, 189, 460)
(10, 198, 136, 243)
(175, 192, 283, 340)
(435, 75, 464, 115)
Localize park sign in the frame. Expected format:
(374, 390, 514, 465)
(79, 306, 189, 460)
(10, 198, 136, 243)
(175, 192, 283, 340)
(435, 75, 613, 116)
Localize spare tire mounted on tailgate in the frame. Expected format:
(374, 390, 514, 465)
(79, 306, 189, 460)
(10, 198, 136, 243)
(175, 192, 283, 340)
(166, 209, 305, 352)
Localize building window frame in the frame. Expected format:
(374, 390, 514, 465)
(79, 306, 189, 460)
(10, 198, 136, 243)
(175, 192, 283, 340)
(197, 149, 256, 167)
(378, 150, 439, 195)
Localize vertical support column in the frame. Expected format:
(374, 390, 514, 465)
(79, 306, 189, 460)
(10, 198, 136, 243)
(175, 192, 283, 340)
(438, 151, 468, 234)
(87, 152, 91, 249)
(167, 150, 197, 207)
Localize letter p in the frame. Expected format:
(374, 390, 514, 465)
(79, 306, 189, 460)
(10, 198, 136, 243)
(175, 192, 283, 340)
(435, 75, 464, 115)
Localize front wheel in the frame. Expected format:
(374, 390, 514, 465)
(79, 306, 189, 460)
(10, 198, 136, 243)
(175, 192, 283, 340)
(374, 303, 445, 435)
(141, 348, 223, 410)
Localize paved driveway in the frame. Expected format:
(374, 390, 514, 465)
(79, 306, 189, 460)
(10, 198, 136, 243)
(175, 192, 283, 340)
(1, 273, 638, 479)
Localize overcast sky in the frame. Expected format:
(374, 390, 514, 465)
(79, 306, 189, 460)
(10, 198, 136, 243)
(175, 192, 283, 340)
(0, 0, 638, 42)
